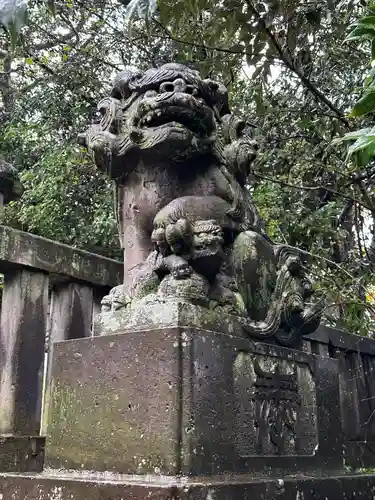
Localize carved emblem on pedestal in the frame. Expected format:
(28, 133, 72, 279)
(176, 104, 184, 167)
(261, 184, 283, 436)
(234, 350, 317, 457)
(253, 360, 301, 454)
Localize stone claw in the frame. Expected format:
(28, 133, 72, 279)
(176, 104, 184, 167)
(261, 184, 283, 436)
(162, 254, 193, 279)
(171, 263, 193, 279)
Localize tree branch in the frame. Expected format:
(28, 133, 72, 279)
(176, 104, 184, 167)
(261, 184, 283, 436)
(252, 171, 374, 212)
(244, 0, 351, 128)
(154, 11, 351, 128)
(153, 18, 276, 61)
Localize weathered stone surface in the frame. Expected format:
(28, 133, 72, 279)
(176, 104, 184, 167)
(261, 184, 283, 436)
(46, 328, 182, 475)
(0, 473, 175, 500)
(42, 282, 95, 435)
(45, 324, 341, 477)
(0, 437, 44, 473)
(0, 268, 48, 436)
(303, 324, 375, 470)
(233, 350, 318, 457)
(0, 225, 122, 288)
(1, 472, 375, 499)
(93, 301, 247, 337)
(304, 323, 375, 354)
(49, 283, 94, 342)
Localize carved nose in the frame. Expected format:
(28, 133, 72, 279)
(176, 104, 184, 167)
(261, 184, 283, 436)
(159, 78, 195, 94)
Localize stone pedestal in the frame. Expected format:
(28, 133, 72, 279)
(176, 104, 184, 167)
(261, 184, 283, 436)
(45, 303, 341, 479)
(1, 303, 375, 498)
(2, 472, 375, 499)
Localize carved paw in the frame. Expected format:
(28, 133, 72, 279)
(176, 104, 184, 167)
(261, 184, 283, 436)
(158, 270, 209, 307)
(101, 285, 131, 312)
(208, 275, 246, 316)
(163, 254, 193, 279)
(101, 257, 161, 313)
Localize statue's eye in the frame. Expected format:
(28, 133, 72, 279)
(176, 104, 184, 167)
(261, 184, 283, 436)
(159, 81, 174, 93)
(208, 81, 219, 92)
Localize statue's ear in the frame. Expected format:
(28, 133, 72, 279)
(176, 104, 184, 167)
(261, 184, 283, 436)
(111, 70, 143, 99)
(202, 79, 230, 118)
(221, 114, 259, 186)
(221, 114, 257, 143)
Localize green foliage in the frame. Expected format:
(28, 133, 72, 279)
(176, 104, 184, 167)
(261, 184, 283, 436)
(336, 3, 375, 163)
(1, 0, 375, 334)
(4, 145, 120, 257)
(219, 0, 375, 335)
(0, 0, 177, 259)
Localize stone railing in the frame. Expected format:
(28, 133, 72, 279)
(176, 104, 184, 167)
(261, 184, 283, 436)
(303, 326, 375, 470)
(0, 225, 122, 471)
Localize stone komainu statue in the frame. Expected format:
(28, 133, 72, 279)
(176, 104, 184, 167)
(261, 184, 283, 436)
(79, 63, 321, 345)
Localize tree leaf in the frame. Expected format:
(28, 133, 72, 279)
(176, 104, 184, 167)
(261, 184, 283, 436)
(371, 37, 375, 61)
(229, 43, 244, 53)
(252, 65, 263, 80)
(7, 21, 17, 51)
(239, 23, 252, 43)
(346, 135, 375, 159)
(47, 0, 56, 16)
(333, 128, 375, 144)
(364, 67, 375, 87)
(349, 91, 375, 117)
(345, 25, 375, 42)
(253, 32, 266, 54)
(360, 15, 375, 25)
(354, 143, 375, 166)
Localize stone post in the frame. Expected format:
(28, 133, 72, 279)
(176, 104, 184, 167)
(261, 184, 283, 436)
(0, 269, 49, 435)
(0, 268, 48, 472)
(41, 282, 94, 434)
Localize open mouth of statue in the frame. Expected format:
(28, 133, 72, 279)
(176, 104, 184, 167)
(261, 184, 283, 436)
(137, 105, 213, 137)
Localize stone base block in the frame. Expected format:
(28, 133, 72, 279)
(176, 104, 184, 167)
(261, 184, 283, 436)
(93, 301, 247, 337)
(45, 313, 342, 477)
(0, 436, 45, 472)
(1, 472, 375, 499)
